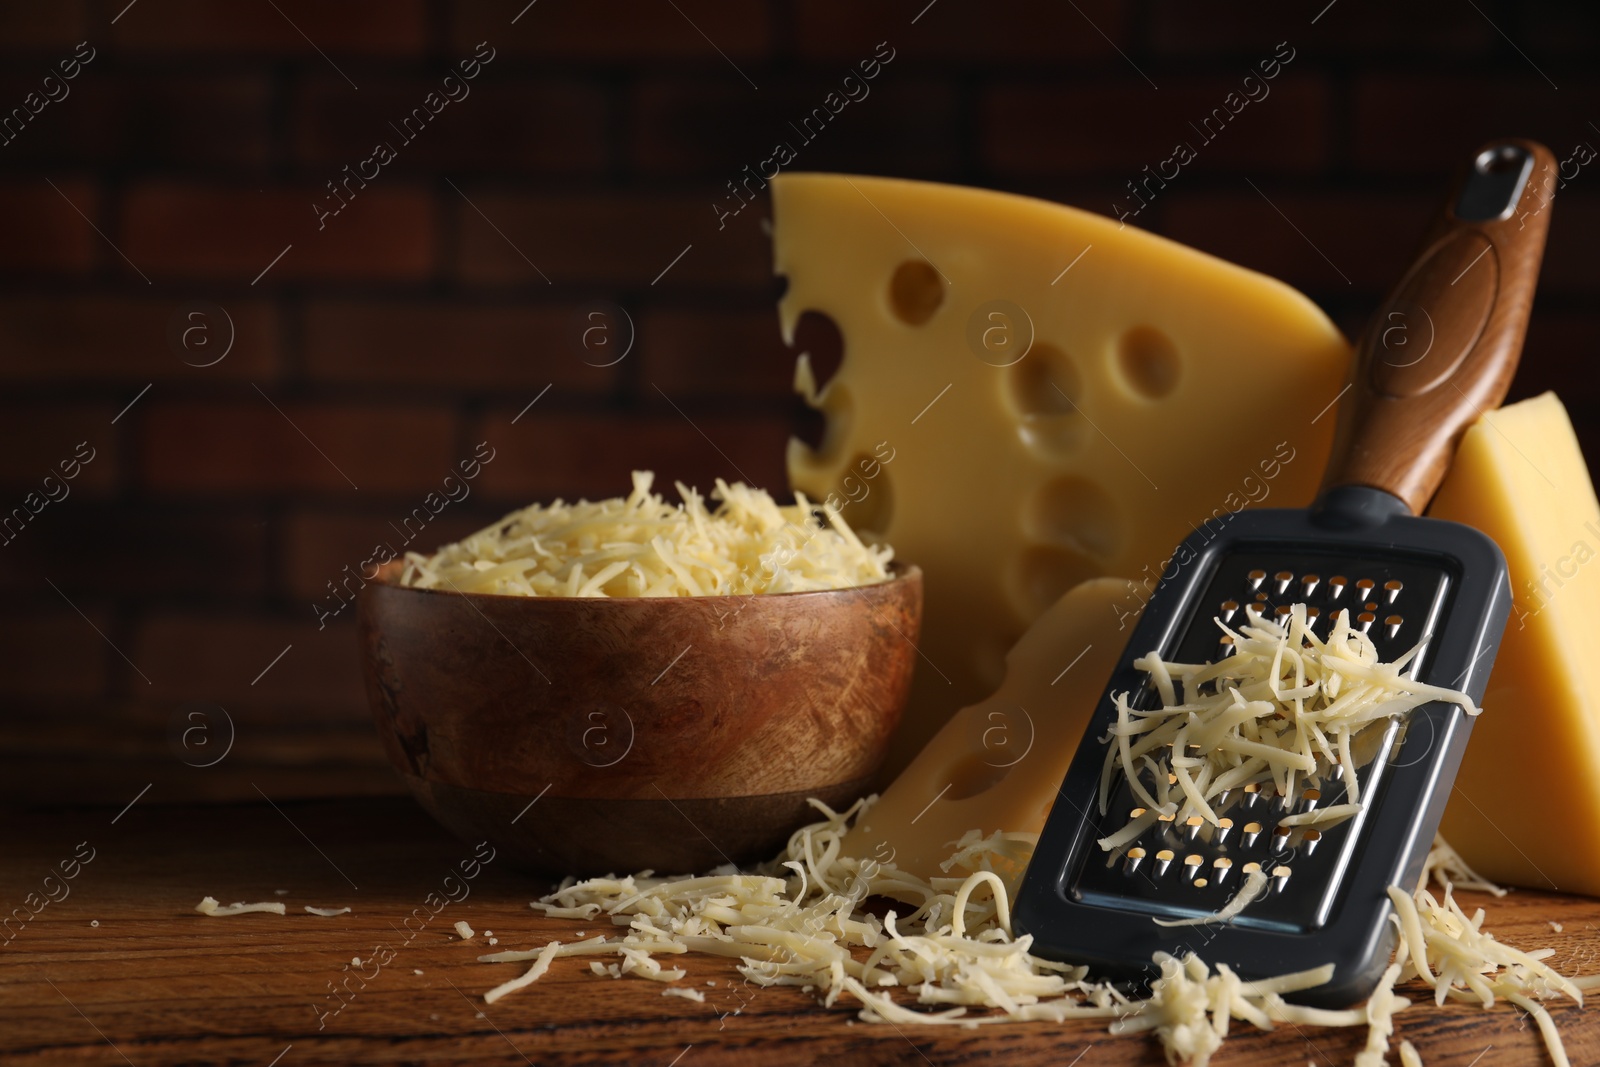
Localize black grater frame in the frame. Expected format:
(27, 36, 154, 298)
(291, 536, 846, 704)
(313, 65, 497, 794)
(1012, 494, 1511, 1008)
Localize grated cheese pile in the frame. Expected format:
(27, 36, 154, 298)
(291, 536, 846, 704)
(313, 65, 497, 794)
(399, 471, 892, 597)
(1380, 874, 1583, 1066)
(1099, 603, 1478, 842)
(475, 792, 1594, 1065)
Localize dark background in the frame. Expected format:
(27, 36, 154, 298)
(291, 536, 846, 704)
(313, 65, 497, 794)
(2, 0, 1596, 806)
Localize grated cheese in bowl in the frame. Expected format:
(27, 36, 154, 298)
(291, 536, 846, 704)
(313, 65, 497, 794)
(399, 471, 892, 598)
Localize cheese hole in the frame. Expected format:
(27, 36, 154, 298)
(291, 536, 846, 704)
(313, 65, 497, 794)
(1009, 344, 1082, 415)
(1028, 476, 1120, 560)
(888, 260, 944, 326)
(836, 452, 893, 535)
(1010, 344, 1089, 455)
(790, 310, 844, 396)
(1010, 544, 1102, 616)
(1117, 326, 1181, 399)
(811, 384, 853, 464)
(944, 751, 1008, 801)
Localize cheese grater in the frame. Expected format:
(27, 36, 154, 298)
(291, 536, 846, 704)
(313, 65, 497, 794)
(1013, 139, 1557, 1007)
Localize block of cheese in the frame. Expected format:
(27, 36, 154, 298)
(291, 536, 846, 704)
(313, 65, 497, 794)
(842, 577, 1133, 883)
(1432, 393, 1600, 895)
(773, 173, 1351, 777)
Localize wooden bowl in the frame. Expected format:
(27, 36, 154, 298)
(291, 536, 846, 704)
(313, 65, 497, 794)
(356, 561, 922, 877)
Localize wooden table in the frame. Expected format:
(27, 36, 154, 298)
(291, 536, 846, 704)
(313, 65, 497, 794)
(4, 796, 1598, 1066)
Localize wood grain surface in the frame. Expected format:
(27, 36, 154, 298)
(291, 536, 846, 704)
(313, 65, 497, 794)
(3, 796, 1598, 1067)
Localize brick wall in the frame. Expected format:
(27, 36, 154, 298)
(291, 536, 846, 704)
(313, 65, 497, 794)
(2, 0, 1596, 804)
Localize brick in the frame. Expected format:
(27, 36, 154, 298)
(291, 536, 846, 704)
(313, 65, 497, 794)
(122, 184, 436, 283)
(793, 0, 1126, 63)
(985, 73, 1329, 177)
(112, 0, 426, 55)
(455, 191, 768, 288)
(0, 505, 270, 598)
(0, 610, 107, 699)
(1351, 76, 1595, 175)
(1512, 312, 1600, 411)
(282, 507, 496, 602)
(0, 179, 97, 273)
(1160, 189, 1436, 295)
(474, 410, 791, 502)
(0, 73, 273, 169)
(1539, 193, 1600, 298)
(294, 76, 607, 175)
(1146, 0, 1493, 58)
(637, 306, 794, 398)
(0, 1, 86, 49)
(0, 296, 278, 381)
(141, 401, 456, 496)
(1526, 0, 1600, 56)
(0, 403, 117, 492)
(452, 0, 769, 61)
(303, 300, 617, 392)
(134, 612, 367, 710)
(633, 77, 960, 177)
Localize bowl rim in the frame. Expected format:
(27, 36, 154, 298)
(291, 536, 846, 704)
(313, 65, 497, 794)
(363, 558, 921, 605)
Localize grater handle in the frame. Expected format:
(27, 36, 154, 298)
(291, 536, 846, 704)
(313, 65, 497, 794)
(1317, 139, 1556, 516)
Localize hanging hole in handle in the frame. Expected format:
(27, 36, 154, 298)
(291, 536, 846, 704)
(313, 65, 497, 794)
(1476, 144, 1525, 174)
(1456, 143, 1534, 222)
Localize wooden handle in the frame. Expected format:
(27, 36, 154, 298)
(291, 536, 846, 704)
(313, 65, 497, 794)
(1318, 139, 1557, 514)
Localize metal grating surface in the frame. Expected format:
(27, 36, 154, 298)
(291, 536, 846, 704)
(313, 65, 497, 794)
(1067, 549, 1454, 933)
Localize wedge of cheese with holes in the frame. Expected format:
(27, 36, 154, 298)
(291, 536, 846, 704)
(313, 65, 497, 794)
(773, 173, 1351, 777)
(843, 577, 1133, 883)
(1431, 393, 1600, 895)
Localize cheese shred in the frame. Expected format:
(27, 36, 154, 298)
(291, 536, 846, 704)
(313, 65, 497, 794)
(194, 896, 287, 917)
(1151, 869, 1270, 928)
(400, 471, 892, 598)
(1099, 604, 1478, 845)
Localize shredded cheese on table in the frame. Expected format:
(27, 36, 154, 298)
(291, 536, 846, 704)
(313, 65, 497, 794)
(1419, 834, 1508, 898)
(194, 896, 286, 917)
(303, 905, 351, 917)
(1099, 604, 1477, 843)
(1383, 879, 1582, 1067)
(662, 986, 706, 1003)
(476, 795, 1595, 1066)
(400, 471, 892, 597)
